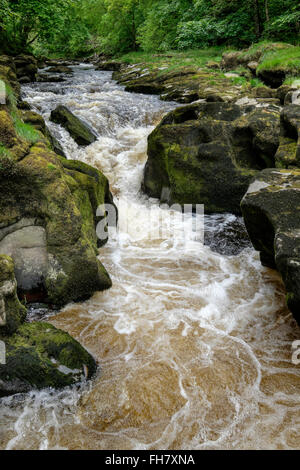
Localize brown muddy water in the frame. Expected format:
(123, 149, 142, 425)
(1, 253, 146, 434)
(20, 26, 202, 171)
(0, 65, 299, 450)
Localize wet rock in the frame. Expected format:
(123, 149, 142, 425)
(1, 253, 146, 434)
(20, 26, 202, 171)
(47, 66, 72, 74)
(276, 85, 297, 105)
(37, 73, 66, 83)
(0, 322, 96, 397)
(143, 102, 282, 214)
(50, 105, 97, 146)
(241, 169, 300, 324)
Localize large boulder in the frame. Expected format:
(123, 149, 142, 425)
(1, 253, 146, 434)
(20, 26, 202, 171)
(0, 322, 96, 397)
(0, 256, 96, 396)
(143, 102, 281, 214)
(241, 169, 300, 324)
(50, 105, 97, 146)
(0, 139, 112, 306)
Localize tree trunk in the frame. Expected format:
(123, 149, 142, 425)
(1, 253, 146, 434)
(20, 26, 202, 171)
(253, 0, 262, 38)
(265, 0, 270, 23)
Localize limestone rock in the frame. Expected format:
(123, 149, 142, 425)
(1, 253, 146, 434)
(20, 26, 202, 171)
(241, 169, 300, 324)
(0, 322, 96, 397)
(143, 102, 281, 214)
(0, 255, 26, 335)
(50, 105, 97, 146)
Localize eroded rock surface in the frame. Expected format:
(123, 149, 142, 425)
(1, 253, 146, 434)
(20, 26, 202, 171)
(241, 169, 300, 324)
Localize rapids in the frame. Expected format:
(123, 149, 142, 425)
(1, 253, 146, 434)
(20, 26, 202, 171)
(0, 64, 299, 450)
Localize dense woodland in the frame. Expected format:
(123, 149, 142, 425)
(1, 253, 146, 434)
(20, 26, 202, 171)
(0, 0, 299, 57)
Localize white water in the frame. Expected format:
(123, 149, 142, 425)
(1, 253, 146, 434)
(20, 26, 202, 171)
(0, 65, 299, 450)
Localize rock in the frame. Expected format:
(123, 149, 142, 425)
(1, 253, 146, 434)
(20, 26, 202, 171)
(276, 85, 297, 105)
(0, 322, 96, 397)
(0, 141, 112, 306)
(247, 61, 259, 74)
(206, 61, 220, 70)
(257, 68, 286, 88)
(143, 102, 281, 214)
(37, 73, 66, 83)
(0, 255, 26, 336)
(220, 51, 246, 70)
(0, 55, 20, 98)
(252, 86, 275, 99)
(47, 66, 72, 74)
(96, 61, 122, 71)
(275, 105, 300, 168)
(14, 54, 38, 83)
(21, 110, 67, 158)
(50, 105, 97, 146)
(114, 64, 247, 104)
(241, 169, 300, 324)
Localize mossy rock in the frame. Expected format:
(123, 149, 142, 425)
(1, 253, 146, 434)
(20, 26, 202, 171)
(50, 105, 97, 146)
(241, 169, 300, 324)
(143, 102, 282, 214)
(0, 141, 112, 306)
(0, 322, 96, 397)
(0, 255, 27, 336)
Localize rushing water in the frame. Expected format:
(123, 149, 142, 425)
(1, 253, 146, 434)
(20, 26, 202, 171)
(0, 65, 299, 450)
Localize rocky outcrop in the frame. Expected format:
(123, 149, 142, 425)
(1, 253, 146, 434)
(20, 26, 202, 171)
(0, 256, 96, 396)
(0, 255, 26, 336)
(112, 64, 246, 104)
(47, 66, 73, 75)
(50, 105, 97, 146)
(241, 169, 300, 324)
(0, 321, 97, 397)
(0, 139, 112, 306)
(143, 101, 281, 214)
(14, 54, 38, 83)
(21, 110, 67, 157)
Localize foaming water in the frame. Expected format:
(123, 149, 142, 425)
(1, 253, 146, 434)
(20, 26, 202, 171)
(0, 66, 299, 450)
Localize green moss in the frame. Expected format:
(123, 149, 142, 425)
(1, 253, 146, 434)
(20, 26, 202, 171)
(0, 322, 97, 396)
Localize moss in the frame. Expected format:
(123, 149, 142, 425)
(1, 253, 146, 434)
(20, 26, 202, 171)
(0, 256, 27, 336)
(50, 106, 97, 146)
(0, 322, 97, 396)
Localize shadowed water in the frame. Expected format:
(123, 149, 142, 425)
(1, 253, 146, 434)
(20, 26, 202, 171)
(0, 65, 299, 450)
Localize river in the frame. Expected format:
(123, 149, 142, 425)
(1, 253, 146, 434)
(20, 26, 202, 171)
(0, 64, 299, 450)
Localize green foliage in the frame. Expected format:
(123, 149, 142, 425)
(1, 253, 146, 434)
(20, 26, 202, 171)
(0, 0, 299, 57)
(14, 118, 40, 143)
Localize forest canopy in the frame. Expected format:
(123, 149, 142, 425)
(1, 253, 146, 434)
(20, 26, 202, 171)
(0, 0, 299, 57)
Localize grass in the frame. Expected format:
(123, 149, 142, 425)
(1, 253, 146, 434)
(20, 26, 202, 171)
(14, 118, 40, 143)
(284, 76, 300, 87)
(118, 47, 228, 71)
(257, 45, 300, 73)
(249, 78, 265, 87)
